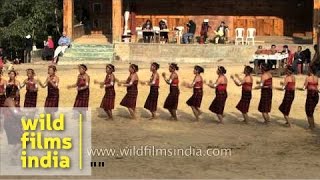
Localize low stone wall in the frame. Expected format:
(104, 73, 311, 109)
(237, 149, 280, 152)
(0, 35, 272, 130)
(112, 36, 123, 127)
(114, 43, 314, 64)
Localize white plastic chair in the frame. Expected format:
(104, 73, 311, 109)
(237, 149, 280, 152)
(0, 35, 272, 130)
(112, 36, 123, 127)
(136, 27, 143, 42)
(235, 28, 245, 45)
(175, 26, 184, 44)
(153, 26, 160, 33)
(246, 28, 256, 45)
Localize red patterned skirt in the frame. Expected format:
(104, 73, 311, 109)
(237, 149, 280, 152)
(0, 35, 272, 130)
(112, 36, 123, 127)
(209, 90, 227, 115)
(0, 94, 6, 107)
(120, 86, 138, 109)
(164, 86, 180, 110)
(100, 87, 115, 111)
(279, 90, 295, 116)
(258, 88, 272, 113)
(45, 88, 59, 112)
(24, 91, 38, 107)
(305, 90, 319, 117)
(74, 88, 90, 108)
(186, 88, 203, 108)
(236, 90, 252, 113)
(144, 86, 159, 112)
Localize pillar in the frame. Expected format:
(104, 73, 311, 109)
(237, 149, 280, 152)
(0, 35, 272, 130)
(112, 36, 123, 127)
(63, 0, 74, 39)
(112, 0, 123, 43)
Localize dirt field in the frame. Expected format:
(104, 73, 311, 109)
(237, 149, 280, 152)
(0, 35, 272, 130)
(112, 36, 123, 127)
(2, 60, 320, 179)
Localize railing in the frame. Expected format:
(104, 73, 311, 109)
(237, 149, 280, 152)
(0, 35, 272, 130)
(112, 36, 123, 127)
(73, 24, 85, 40)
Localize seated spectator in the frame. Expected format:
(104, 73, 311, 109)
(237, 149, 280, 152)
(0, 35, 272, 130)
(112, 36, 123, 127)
(53, 32, 71, 64)
(270, 44, 278, 54)
(182, 20, 196, 44)
(254, 45, 265, 69)
(214, 21, 228, 44)
(200, 19, 211, 44)
(42, 36, 55, 61)
(280, 45, 292, 68)
(255, 45, 263, 54)
(267, 44, 278, 69)
(142, 19, 153, 43)
(159, 19, 169, 43)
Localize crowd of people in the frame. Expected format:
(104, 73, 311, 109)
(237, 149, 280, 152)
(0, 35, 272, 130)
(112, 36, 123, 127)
(253, 44, 320, 75)
(0, 62, 319, 132)
(141, 19, 228, 44)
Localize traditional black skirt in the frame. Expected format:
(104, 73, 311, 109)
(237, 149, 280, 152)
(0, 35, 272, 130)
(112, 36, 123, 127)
(305, 90, 319, 117)
(258, 88, 272, 113)
(144, 86, 159, 112)
(120, 85, 138, 109)
(278, 90, 295, 116)
(236, 90, 252, 113)
(186, 88, 203, 108)
(209, 90, 227, 115)
(164, 86, 180, 110)
(0, 94, 6, 107)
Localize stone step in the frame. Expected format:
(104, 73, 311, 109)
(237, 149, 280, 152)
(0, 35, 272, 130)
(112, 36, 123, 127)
(66, 48, 114, 53)
(58, 58, 112, 65)
(71, 44, 114, 49)
(63, 52, 114, 58)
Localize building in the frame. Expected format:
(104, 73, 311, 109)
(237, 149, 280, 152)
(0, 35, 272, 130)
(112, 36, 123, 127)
(63, 0, 320, 44)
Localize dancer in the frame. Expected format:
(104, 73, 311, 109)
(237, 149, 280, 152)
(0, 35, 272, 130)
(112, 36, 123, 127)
(3, 84, 22, 164)
(67, 64, 90, 109)
(162, 63, 180, 120)
(0, 70, 7, 107)
(7, 70, 20, 107)
(119, 64, 139, 119)
(206, 66, 228, 124)
(142, 62, 160, 120)
(255, 63, 273, 124)
(277, 66, 295, 127)
(184, 65, 204, 121)
(298, 66, 318, 130)
(95, 64, 116, 120)
(231, 66, 253, 123)
(39, 65, 59, 112)
(20, 69, 38, 107)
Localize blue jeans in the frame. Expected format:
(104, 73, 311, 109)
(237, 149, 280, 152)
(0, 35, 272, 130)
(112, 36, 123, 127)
(183, 33, 194, 44)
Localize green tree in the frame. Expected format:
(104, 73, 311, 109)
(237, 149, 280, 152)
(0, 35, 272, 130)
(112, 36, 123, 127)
(0, 0, 63, 49)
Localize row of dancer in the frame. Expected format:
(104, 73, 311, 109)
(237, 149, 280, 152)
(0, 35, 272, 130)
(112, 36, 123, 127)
(0, 63, 318, 130)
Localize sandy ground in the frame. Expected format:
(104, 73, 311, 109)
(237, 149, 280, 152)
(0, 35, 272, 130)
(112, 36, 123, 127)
(1, 60, 320, 179)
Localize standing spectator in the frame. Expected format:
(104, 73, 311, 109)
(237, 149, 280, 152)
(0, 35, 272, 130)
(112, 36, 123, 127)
(42, 36, 55, 61)
(24, 35, 33, 63)
(302, 48, 311, 74)
(183, 20, 196, 44)
(142, 20, 153, 43)
(293, 46, 304, 74)
(53, 32, 71, 64)
(214, 21, 228, 44)
(200, 19, 211, 44)
(310, 45, 320, 74)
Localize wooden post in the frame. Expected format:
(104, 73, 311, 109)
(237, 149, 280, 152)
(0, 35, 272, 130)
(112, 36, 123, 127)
(63, 0, 74, 39)
(112, 0, 123, 43)
(313, 0, 320, 45)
